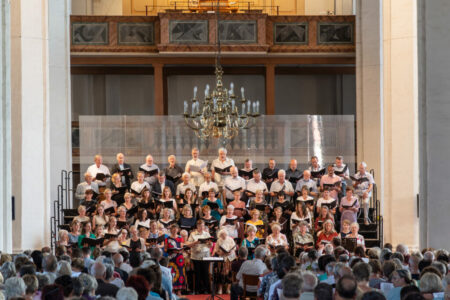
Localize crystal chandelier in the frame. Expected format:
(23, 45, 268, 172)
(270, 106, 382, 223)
(183, 2, 261, 140)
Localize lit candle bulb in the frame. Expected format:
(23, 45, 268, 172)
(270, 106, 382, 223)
(191, 103, 195, 114)
(230, 82, 234, 95)
(252, 102, 256, 113)
(196, 102, 200, 114)
(206, 84, 210, 98)
(231, 99, 235, 111)
(241, 87, 245, 99)
(256, 100, 260, 113)
(242, 103, 245, 114)
(247, 100, 251, 114)
(184, 101, 188, 114)
(193, 86, 198, 99)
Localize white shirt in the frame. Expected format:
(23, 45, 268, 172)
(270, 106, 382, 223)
(199, 181, 219, 197)
(316, 197, 337, 209)
(223, 176, 246, 199)
(211, 157, 235, 186)
(87, 164, 110, 178)
(245, 179, 268, 201)
(219, 215, 239, 239)
(176, 182, 197, 197)
(130, 181, 150, 194)
(185, 158, 208, 186)
(333, 163, 349, 180)
(188, 230, 211, 260)
(353, 172, 375, 197)
(75, 181, 99, 200)
(270, 180, 294, 201)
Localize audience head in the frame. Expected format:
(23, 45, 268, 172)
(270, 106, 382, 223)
(301, 271, 318, 292)
(314, 282, 333, 300)
(126, 275, 150, 300)
(117, 287, 138, 300)
(419, 272, 443, 294)
(4, 277, 26, 299)
(281, 273, 303, 300)
(335, 274, 357, 300)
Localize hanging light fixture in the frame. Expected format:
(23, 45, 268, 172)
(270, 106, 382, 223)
(183, 1, 261, 140)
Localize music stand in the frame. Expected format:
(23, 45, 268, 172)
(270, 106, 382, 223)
(203, 257, 225, 300)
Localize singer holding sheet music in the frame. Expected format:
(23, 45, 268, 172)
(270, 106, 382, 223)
(211, 147, 235, 187)
(353, 162, 375, 225)
(270, 170, 295, 202)
(213, 229, 237, 294)
(165, 224, 187, 293)
(223, 167, 246, 204)
(75, 172, 99, 202)
(164, 155, 184, 186)
(110, 153, 134, 187)
(185, 147, 207, 187)
(339, 187, 360, 231)
(186, 220, 212, 294)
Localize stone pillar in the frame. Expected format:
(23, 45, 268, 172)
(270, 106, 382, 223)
(418, 0, 450, 250)
(382, 0, 419, 249)
(355, 0, 383, 193)
(10, 0, 72, 252)
(0, 0, 12, 253)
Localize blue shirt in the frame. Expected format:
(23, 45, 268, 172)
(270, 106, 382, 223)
(202, 199, 224, 221)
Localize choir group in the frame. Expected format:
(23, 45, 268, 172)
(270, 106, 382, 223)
(59, 147, 376, 295)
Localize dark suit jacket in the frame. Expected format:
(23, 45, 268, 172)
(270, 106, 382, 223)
(111, 163, 134, 187)
(152, 180, 176, 196)
(96, 279, 119, 297)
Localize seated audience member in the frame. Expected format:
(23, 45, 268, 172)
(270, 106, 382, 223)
(300, 271, 318, 300)
(386, 269, 413, 300)
(352, 262, 375, 296)
(314, 282, 334, 300)
(231, 246, 268, 300)
(335, 274, 358, 300)
(281, 273, 303, 300)
(419, 273, 444, 299)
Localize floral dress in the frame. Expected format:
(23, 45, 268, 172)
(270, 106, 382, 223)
(166, 236, 186, 290)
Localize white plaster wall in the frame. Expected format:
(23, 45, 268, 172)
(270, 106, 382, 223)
(72, 0, 122, 15)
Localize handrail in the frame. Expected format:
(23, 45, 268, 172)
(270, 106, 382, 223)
(50, 170, 73, 251)
(144, 1, 281, 16)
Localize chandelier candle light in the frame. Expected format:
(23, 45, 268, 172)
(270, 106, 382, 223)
(183, 66, 261, 140)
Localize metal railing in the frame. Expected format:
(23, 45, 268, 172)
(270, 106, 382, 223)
(50, 170, 73, 251)
(145, 1, 282, 15)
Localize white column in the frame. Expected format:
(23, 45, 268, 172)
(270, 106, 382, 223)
(382, 0, 419, 249)
(10, 0, 72, 252)
(355, 0, 383, 195)
(48, 0, 72, 207)
(0, 0, 12, 253)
